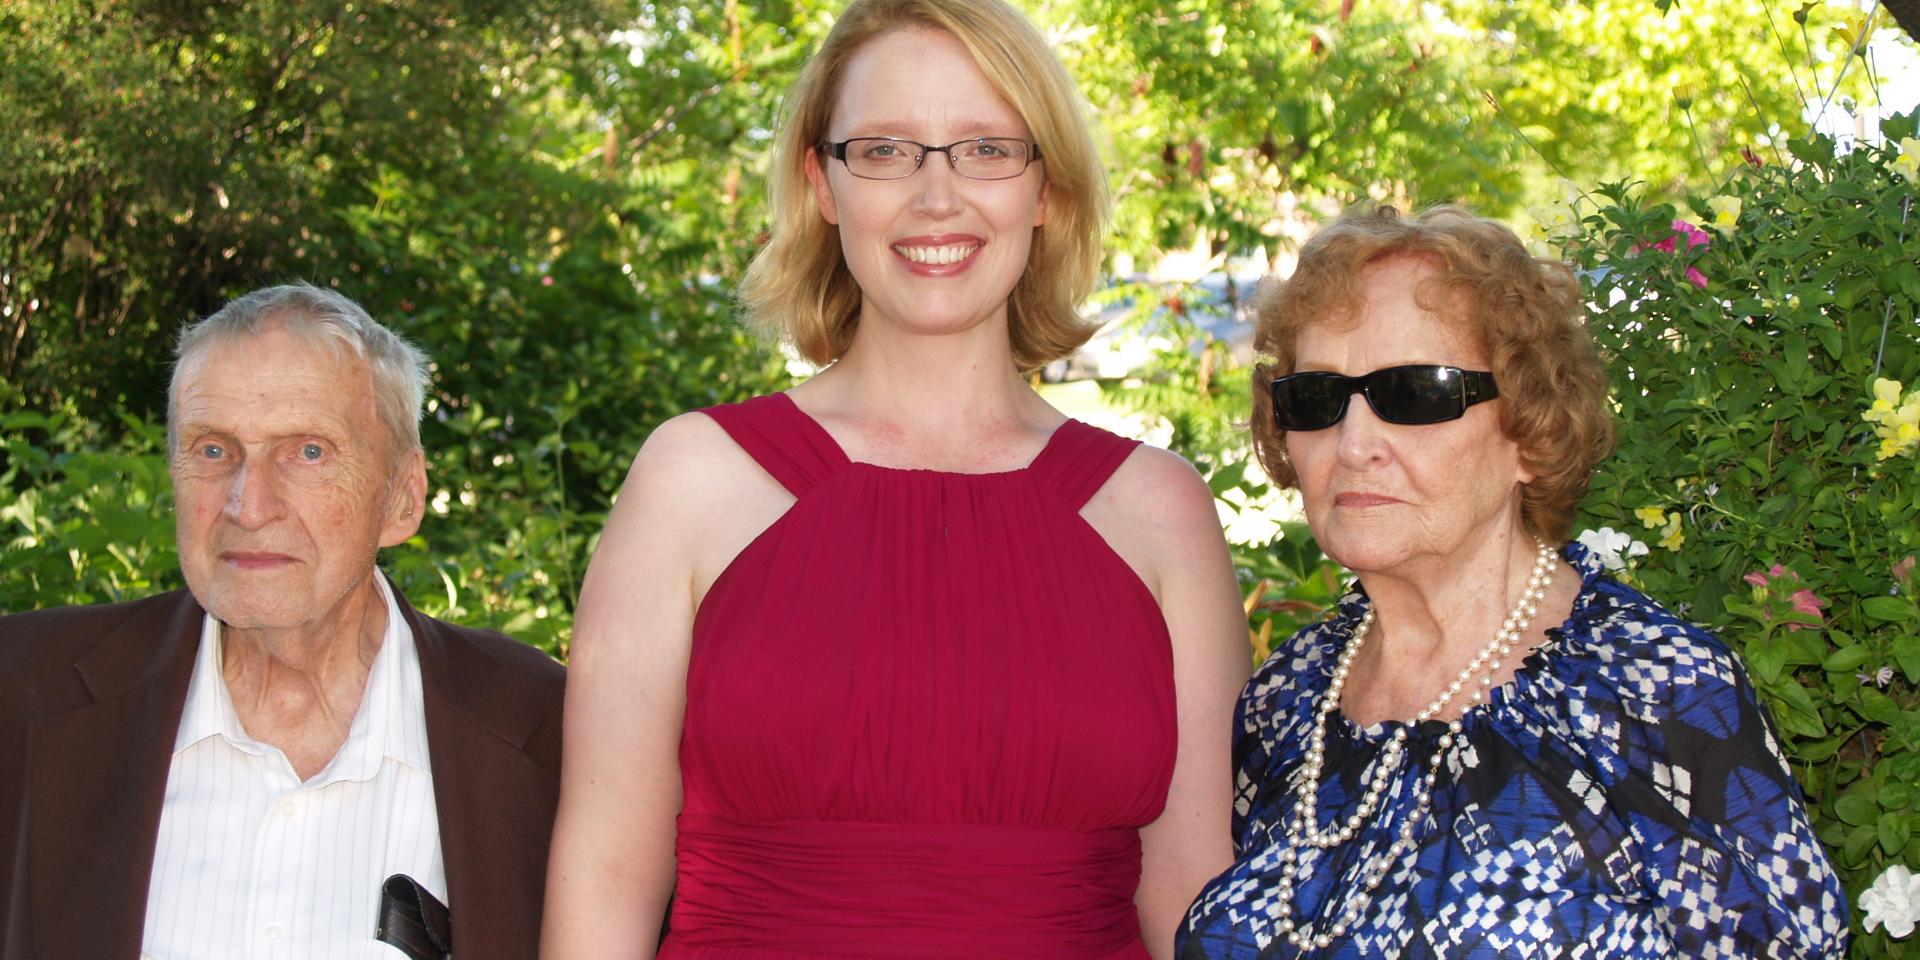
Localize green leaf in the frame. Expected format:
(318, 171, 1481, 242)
(1895, 635, 1920, 684)
(1882, 813, 1911, 855)
(1856, 687, 1907, 727)
(1864, 597, 1918, 623)
(1837, 793, 1879, 826)
(1844, 824, 1878, 866)
(1748, 638, 1788, 684)
(1882, 781, 1914, 810)
(1823, 645, 1871, 673)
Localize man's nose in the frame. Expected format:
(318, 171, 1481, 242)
(223, 461, 286, 529)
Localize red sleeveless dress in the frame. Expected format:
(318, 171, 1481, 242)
(661, 393, 1177, 959)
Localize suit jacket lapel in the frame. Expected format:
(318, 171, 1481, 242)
(404, 588, 559, 955)
(26, 591, 202, 958)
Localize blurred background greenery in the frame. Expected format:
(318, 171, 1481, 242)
(4, 0, 1896, 650)
(7, 0, 1920, 950)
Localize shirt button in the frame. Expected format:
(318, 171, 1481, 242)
(266, 925, 283, 941)
(279, 799, 298, 817)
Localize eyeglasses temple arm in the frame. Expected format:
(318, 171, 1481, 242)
(1465, 371, 1499, 402)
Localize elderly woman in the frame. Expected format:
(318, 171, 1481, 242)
(542, 1, 1247, 957)
(1178, 205, 1848, 958)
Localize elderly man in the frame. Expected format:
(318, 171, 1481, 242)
(0, 284, 564, 959)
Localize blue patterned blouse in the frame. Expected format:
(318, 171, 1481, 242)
(1178, 542, 1848, 959)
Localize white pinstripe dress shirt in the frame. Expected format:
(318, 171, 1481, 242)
(140, 575, 446, 960)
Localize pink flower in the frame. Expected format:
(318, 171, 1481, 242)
(1786, 588, 1828, 630)
(1641, 221, 1711, 288)
(1746, 564, 1827, 631)
(1653, 219, 1712, 253)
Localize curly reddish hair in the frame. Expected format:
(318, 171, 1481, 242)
(1250, 204, 1614, 542)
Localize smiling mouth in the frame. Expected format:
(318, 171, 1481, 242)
(892, 242, 980, 265)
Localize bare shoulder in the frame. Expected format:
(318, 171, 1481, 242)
(590, 409, 793, 615)
(624, 411, 751, 490)
(613, 412, 784, 522)
(1090, 443, 1222, 538)
(1080, 444, 1232, 602)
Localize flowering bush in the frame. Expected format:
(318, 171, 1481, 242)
(1559, 114, 1920, 957)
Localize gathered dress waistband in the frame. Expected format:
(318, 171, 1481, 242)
(660, 814, 1150, 960)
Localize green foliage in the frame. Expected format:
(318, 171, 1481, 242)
(1558, 116, 1920, 956)
(0, 0, 800, 646)
(0, 0, 1884, 668)
(1048, 0, 1863, 269)
(2, 406, 177, 609)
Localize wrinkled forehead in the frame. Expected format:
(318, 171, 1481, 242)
(173, 326, 379, 430)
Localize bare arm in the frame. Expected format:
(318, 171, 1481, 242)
(541, 414, 779, 958)
(1087, 448, 1250, 959)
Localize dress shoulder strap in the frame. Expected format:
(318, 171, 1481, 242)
(1027, 419, 1142, 511)
(698, 393, 851, 497)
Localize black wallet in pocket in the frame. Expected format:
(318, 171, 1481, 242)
(375, 873, 452, 960)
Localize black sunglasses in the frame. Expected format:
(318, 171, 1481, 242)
(1269, 364, 1499, 431)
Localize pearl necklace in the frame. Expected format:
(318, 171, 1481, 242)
(1268, 539, 1558, 951)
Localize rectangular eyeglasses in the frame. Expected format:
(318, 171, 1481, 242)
(823, 137, 1043, 181)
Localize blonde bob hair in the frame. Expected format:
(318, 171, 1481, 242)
(738, 0, 1109, 370)
(1249, 205, 1615, 542)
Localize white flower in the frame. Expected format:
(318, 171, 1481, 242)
(1576, 527, 1650, 572)
(1862, 864, 1920, 938)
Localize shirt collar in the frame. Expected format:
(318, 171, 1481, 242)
(173, 573, 432, 781)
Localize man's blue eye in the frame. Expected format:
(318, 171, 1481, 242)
(199, 443, 225, 460)
(300, 443, 325, 461)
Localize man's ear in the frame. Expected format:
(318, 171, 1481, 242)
(804, 146, 840, 225)
(380, 448, 428, 548)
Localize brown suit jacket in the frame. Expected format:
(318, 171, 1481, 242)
(0, 581, 566, 959)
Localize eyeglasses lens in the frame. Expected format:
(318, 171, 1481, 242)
(839, 138, 1034, 181)
(1271, 365, 1486, 431)
(1275, 375, 1350, 430)
(1369, 366, 1464, 425)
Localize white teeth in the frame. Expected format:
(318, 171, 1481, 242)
(894, 243, 979, 265)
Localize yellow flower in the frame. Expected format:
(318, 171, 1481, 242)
(1867, 379, 1920, 459)
(1900, 397, 1920, 430)
(1866, 379, 1904, 426)
(1657, 514, 1685, 551)
(1833, 10, 1876, 54)
(1634, 506, 1669, 529)
(1707, 196, 1743, 234)
(1877, 377, 1904, 406)
(1896, 138, 1920, 182)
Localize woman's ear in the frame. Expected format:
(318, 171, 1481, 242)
(804, 147, 840, 226)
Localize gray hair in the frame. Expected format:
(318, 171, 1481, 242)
(167, 283, 431, 460)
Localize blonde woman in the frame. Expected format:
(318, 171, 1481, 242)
(541, 1, 1247, 957)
